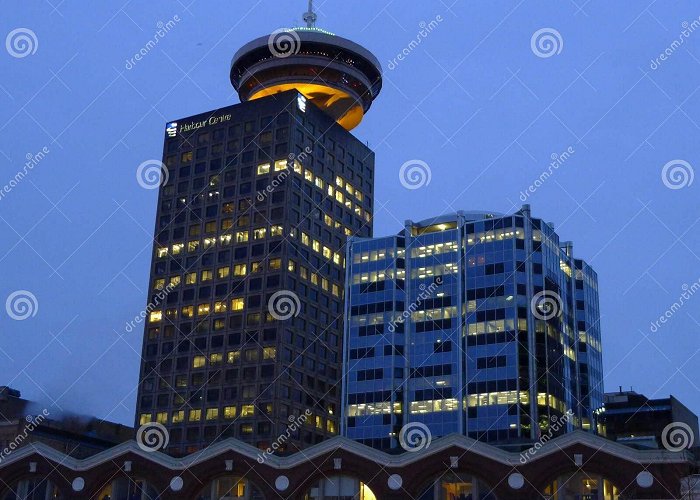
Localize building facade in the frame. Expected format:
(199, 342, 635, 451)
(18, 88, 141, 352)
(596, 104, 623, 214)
(342, 206, 604, 450)
(134, 89, 379, 455)
(602, 390, 700, 450)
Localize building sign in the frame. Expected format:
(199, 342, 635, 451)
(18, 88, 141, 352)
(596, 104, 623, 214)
(166, 113, 232, 137)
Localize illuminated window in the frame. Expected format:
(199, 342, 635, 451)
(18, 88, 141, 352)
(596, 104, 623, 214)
(169, 276, 181, 287)
(241, 424, 253, 434)
(300, 266, 308, 279)
(153, 279, 165, 290)
(327, 420, 336, 434)
(269, 258, 281, 270)
(210, 353, 223, 365)
(293, 160, 302, 174)
(149, 311, 162, 323)
(157, 247, 168, 258)
(217, 267, 230, 279)
(263, 347, 277, 360)
(335, 176, 344, 187)
(311, 273, 319, 285)
(321, 278, 329, 291)
(224, 406, 237, 419)
(253, 227, 266, 240)
(332, 285, 340, 297)
(197, 303, 210, 315)
(214, 301, 227, 313)
(301, 232, 310, 246)
(156, 412, 168, 424)
(274, 159, 287, 171)
(203, 237, 215, 249)
(219, 234, 232, 245)
(188, 241, 199, 252)
(241, 405, 255, 417)
(288, 259, 296, 272)
(315, 416, 323, 429)
(322, 246, 332, 259)
(189, 409, 201, 422)
(139, 413, 152, 425)
(172, 410, 184, 424)
(270, 225, 283, 237)
(251, 261, 261, 273)
(312, 240, 321, 253)
(233, 264, 247, 277)
(257, 163, 270, 175)
(201, 270, 213, 281)
(315, 177, 324, 189)
(304, 170, 314, 183)
(235, 231, 249, 243)
(227, 351, 240, 363)
(181, 151, 193, 163)
(221, 218, 233, 230)
(206, 408, 219, 420)
(231, 298, 244, 311)
(193, 356, 206, 368)
(172, 243, 184, 255)
(181, 305, 194, 318)
(335, 191, 344, 203)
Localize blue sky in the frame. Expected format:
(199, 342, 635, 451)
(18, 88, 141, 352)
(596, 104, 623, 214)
(1, 0, 699, 425)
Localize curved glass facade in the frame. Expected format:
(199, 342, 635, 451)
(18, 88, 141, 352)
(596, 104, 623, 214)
(341, 205, 603, 449)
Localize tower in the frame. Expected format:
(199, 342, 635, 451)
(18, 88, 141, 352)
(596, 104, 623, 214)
(135, 5, 382, 455)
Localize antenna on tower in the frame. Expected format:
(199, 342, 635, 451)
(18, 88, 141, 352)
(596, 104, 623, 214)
(303, 0, 317, 28)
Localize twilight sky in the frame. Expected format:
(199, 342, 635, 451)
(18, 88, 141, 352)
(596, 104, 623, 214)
(1, 0, 699, 426)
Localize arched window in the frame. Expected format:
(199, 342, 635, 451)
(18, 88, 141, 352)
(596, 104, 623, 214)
(418, 472, 497, 500)
(195, 476, 264, 500)
(2, 479, 62, 500)
(304, 475, 377, 500)
(96, 478, 159, 500)
(544, 472, 620, 500)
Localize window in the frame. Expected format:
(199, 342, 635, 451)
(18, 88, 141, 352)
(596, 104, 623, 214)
(253, 228, 266, 240)
(241, 405, 255, 417)
(201, 270, 213, 281)
(186, 272, 197, 285)
(210, 353, 223, 365)
(224, 406, 236, 419)
(257, 163, 270, 175)
(263, 347, 277, 360)
(197, 303, 210, 315)
(269, 258, 281, 270)
(233, 264, 247, 277)
(172, 410, 184, 424)
(218, 267, 230, 279)
(244, 349, 259, 362)
(189, 409, 201, 422)
(270, 225, 283, 237)
(149, 311, 162, 323)
(228, 351, 240, 363)
(139, 413, 152, 425)
(206, 408, 219, 420)
(182, 305, 194, 318)
(193, 356, 206, 368)
(231, 298, 244, 311)
(235, 231, 249, 243)
(214, 301, 227, 313)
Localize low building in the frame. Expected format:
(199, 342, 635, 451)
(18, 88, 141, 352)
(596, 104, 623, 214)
(0, 430, 696, 499)
(602, 389, 699, 451)
(0, 386, 133, 460)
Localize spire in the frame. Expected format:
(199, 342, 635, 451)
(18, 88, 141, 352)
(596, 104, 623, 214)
(303, 0, 317, 28)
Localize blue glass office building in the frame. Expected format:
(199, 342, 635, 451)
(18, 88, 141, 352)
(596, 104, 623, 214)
(341, 205, 603, 449)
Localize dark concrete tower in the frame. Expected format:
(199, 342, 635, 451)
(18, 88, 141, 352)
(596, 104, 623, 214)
(135, 5, 382, 456)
